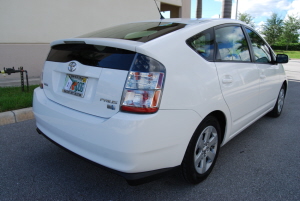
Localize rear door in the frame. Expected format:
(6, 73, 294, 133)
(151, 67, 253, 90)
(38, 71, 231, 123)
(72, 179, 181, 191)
(42, 43, 136, 118)
(214, 25, 260, 135)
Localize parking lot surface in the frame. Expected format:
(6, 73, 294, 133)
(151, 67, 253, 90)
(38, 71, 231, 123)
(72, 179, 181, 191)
(1, 61, 299, 201)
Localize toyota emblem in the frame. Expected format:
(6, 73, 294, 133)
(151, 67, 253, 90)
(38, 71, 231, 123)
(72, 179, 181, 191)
(68, 62, 77, 72)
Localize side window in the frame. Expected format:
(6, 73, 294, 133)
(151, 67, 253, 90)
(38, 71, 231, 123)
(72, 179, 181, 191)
(246, 28, 272, 63)
(215, 26, 251, 62)
(186, 28, 214, 61)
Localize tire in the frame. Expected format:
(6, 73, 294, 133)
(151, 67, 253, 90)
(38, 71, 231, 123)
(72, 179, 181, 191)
(268, 84, 286, 118)
(182, 116, 221, 184)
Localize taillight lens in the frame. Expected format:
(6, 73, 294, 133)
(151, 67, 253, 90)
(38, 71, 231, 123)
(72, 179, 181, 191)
(121, 54, 166, 113)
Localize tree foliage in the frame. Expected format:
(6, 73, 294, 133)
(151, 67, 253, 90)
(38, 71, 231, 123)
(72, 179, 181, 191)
(238, 12, 255, 28)
(261, 13, 284, 46)
(279, 15, 300, 50)
(260, 13, 300, 50)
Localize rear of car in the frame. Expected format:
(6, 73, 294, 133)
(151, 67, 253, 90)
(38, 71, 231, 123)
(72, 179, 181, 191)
(33, 18, 288, 185)
(33, 21, 205, 183)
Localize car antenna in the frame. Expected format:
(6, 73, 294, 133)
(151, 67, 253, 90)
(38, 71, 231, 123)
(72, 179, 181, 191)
(154, 0, 165, 20)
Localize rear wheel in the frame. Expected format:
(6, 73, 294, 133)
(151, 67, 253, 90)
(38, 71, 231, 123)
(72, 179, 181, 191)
(182, 116, 221, 184)
(268, 84, 286, 118)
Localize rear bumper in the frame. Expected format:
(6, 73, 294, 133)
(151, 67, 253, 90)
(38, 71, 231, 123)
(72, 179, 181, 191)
(36, 127, 179, 185)
(33, 88, 201, 179)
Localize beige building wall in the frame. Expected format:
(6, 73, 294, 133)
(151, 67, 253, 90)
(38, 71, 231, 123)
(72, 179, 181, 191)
(181, 0, 191, 18)
(0, 0, 190, 84)
(159, 0, 190, 18)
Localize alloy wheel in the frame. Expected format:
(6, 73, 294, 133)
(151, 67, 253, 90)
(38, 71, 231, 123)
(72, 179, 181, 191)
(194, 126, 218, 174)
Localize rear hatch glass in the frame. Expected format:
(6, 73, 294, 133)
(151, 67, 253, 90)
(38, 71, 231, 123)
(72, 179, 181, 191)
(79, 22, 186, 42)
(43, 44, 136, 118)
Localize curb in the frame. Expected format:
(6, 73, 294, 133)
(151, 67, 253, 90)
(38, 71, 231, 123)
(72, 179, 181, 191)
(0, 107, 34, 126)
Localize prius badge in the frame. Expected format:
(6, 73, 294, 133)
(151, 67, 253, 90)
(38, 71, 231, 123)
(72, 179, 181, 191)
(68, 62, 77, 72)
(100, 98, 118, 110)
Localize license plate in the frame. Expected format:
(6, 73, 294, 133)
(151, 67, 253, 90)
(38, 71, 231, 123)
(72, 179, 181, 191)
(62, 74, 88, 98)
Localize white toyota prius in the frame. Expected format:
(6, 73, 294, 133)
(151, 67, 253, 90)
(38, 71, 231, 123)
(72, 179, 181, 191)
(33, 18, 288, 185)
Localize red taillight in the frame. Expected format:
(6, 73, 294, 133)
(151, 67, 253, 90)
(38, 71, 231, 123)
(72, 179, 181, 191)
(120, 54, 166, 113)
(121, 106, 158, 113)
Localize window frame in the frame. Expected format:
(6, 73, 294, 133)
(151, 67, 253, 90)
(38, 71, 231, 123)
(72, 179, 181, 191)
(242, 26, 276, 65)
(213, 23, 253, 63)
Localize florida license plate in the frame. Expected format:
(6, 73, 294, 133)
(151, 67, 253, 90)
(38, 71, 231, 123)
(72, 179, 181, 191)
(62, 74, 88, 98)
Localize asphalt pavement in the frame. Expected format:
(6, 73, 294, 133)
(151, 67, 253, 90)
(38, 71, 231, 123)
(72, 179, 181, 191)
(1, 61, 299, 200)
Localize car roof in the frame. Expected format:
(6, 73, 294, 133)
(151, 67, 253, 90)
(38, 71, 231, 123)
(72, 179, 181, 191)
(136, 18, 245, 26)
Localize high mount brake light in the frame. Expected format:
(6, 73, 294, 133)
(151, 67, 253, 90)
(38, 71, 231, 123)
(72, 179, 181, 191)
(121, 54, 166, 113)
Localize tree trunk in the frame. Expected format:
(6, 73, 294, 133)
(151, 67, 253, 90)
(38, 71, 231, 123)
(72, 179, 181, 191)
(222, 0, 232, 18)
(196, 0, 202, 18)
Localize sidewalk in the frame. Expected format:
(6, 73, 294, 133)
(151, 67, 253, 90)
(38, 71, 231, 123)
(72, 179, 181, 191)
(0, 107, 34, 126)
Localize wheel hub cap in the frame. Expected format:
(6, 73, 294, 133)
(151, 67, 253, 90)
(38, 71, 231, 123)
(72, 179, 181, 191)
(194, 126, 218, 174)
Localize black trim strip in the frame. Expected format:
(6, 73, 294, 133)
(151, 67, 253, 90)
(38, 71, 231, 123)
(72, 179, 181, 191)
(64, 41, 86, 44)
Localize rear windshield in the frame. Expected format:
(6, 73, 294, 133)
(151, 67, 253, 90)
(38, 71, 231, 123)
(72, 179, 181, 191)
(47, 44, 136, 70)
(78, 22, 186, 42)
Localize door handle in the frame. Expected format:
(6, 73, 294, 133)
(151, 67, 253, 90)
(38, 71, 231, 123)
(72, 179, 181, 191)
(260, 69, 266, 79)
(222, 77, 233, 84)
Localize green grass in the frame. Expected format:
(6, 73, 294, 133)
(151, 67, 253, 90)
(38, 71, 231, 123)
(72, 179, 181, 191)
(0, 85, 39, 112)
(274, 50, 300, 59)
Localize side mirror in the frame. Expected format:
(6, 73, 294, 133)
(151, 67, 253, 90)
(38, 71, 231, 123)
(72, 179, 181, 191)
(276, 54, 289, 63)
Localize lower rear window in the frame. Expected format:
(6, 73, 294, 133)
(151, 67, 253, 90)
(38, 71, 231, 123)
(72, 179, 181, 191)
(47, 44, 136, 71)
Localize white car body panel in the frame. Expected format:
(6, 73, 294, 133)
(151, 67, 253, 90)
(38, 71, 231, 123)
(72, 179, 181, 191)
(135, 26, 231, 119)
(215, 62, 260, 135)
(34, 88, 201, 173)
